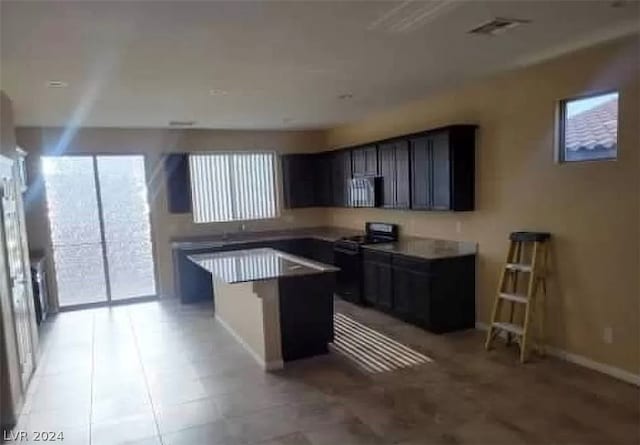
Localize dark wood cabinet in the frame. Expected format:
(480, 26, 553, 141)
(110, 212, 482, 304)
(392, 266, 430, 323)
(308, 239, 335, 265)
(330, 149, 352, 207)
(392, 255, 431, 327)
(164, 154, 191, 213)
(395, 141, 411, 208)
(279, 272, 335, 361)
(410, 126, 475, 211)
(378, 140, 410, 209)
(429, 256, 476, 332)
(362, 250, 393, 309)
(280, 125, 475, 211)
(352, 145, 378, 177)
(431, 132, 451, 210)
(281, 238, 334, 265)
(362, 247, 475, 334)
(410, 137, 431, 210)
(378, 143, 395, 208)
(315, 153, 334, 207)
(282, 154, 317, 208)
(377, 263, 393, 310)
(282, 150, 351, 208)
(172, 246, 213, 304)
(362, 262, 376, 306)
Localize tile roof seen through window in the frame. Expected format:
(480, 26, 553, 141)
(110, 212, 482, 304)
(565, 95, 618, 152)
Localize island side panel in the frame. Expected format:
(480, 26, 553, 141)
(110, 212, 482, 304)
(278, 272, 335, 362)
(212, 279, 267, 366)
(254, 280, 284, 370)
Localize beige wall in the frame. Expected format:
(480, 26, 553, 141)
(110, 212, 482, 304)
(325, 36, 640, 375)
(15, 127, 328, 302)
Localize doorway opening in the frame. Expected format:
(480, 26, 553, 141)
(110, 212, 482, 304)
(42, 155, 157, 309)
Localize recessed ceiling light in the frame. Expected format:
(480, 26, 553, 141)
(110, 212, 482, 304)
(209, 89, 229, 96)
(338, 93, 353, 100)
(47, 80, 68, 88)
(169, 120, 196, 127)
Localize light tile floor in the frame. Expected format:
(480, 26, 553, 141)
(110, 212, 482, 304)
(5, 298, 639, 444)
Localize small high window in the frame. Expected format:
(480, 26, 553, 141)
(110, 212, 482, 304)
(558, 91, 619, 162)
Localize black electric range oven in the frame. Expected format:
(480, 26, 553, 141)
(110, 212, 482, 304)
(333, 222, 398, 304)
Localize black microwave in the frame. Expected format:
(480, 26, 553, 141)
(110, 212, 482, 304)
(347, 176, 381, 208)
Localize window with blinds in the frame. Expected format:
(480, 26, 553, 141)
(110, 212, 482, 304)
(189, 153, 277, 223)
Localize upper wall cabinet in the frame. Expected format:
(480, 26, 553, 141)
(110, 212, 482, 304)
(351, 145, 378, 177)
(378, 139, 410, 209)
(330, 149, 352, 207)
(280, 124, 476, 211)
(281, 154, 317, 208)
(165, 153, 192, 213)
(410, 125, 476, 211)
(314, 152, 334, 207)
(281, 150, 351, 209)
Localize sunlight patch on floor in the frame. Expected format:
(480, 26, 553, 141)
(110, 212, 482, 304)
(332, 312, 433, 373)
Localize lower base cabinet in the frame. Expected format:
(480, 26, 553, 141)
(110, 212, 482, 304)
(392, 267, 429, 323)
(279, 272, 335, 361)
(363, 250, 475, 334)
(362, 251, 393, 310)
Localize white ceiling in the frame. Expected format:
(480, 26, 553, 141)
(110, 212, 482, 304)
(1, 0, 638, 130)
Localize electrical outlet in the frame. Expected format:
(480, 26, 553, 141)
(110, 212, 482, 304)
(603, 327, 613, 344)
(456, 221, 462, 234)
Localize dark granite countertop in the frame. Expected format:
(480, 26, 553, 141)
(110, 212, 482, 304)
(173, 226, 476, 260)
(171, 226, 362, 250)
(362, 237, 477, 260)
(188, 248, 339, 284)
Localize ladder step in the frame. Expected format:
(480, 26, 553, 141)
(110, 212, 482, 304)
(492, 322, 524, 336)
(505, 263, 532, 272)
(499, 292, 528, 304)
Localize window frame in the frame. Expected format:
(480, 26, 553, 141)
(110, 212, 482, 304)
(188, 151, 280, 224)
(556, 89, 619, 164)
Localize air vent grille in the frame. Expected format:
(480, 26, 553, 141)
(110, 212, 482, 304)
(469, 17, 530, 36)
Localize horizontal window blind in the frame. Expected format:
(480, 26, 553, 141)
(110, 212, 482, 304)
(189, 153, 277, 223)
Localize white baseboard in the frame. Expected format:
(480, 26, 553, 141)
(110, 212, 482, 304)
(476, 322, 640, 386)
(214, 314, 284, 371)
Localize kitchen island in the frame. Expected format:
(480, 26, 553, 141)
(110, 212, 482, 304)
(189, 248, 338, 370)
(172, 227, 358, 304)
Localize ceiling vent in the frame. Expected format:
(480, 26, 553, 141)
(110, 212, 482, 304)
(469, 17, 530, 36)
(169, 120, 196, 127)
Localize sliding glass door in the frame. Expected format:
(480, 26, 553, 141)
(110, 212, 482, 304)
(42, 156, 108, 306)
(42, 155, 156, 308)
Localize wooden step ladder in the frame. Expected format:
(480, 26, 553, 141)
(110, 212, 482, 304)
(485, 231, 551, 363)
